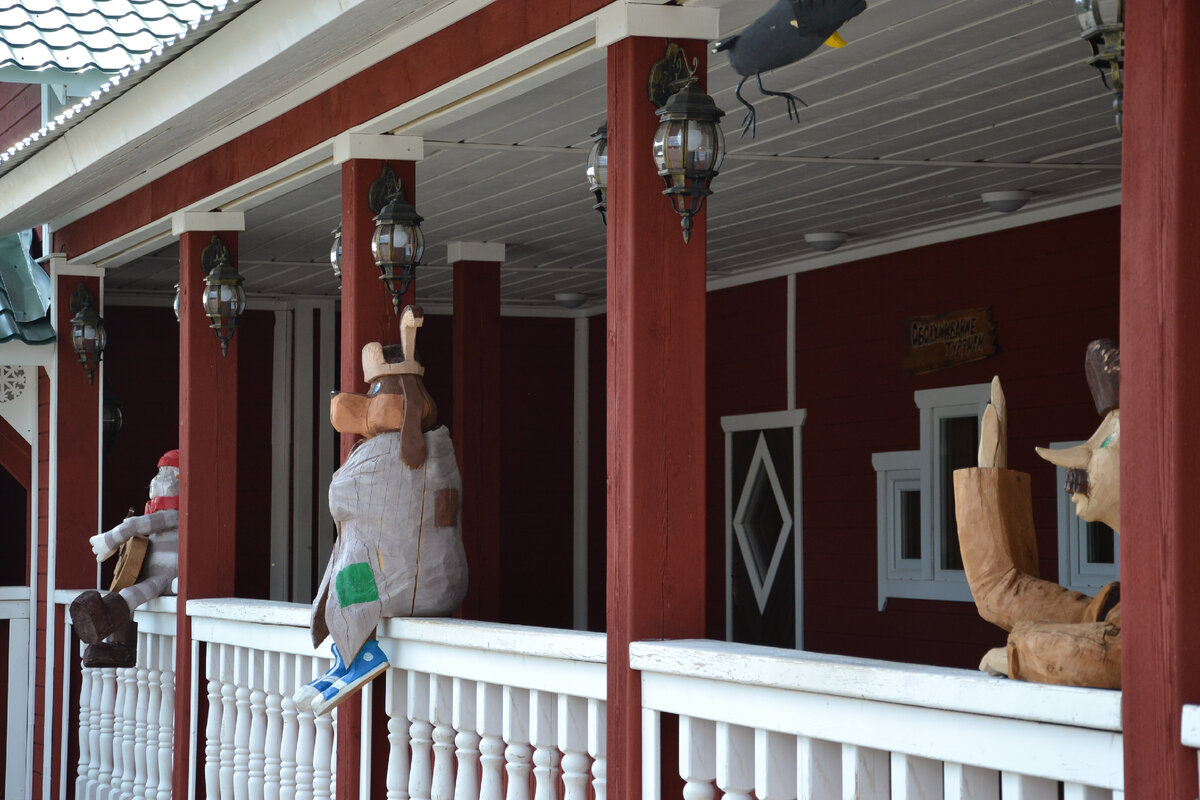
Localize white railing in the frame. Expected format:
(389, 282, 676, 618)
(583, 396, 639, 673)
(63, 593, 178, 800)
(3, 585, 33, 800)
(1182, 704, 1200, 788)
(633, 640, 1125, 800)
(188, 598, 339, 800)
(374, 616, 608, 800)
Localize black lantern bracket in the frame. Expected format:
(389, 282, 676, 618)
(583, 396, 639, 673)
(647, 41, 699, 108)
(200, 233, 232, 275)
(369, 164, 403, 215)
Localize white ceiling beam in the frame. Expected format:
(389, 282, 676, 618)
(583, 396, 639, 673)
(595, 2, 720, 47)
(170, 212, 247, 235)
(446, 241, 506, 263)
(332, 134, 425, 164)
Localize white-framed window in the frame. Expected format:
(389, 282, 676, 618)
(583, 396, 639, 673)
(1051, 441, 1120, 593)
(875, 383, 991, 609)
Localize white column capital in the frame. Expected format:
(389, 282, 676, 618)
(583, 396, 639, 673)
(446, 241, 506, 264)
(332, 133, 424, 164)
(170, 212, 246, 236)
(596, 2, 719, 48)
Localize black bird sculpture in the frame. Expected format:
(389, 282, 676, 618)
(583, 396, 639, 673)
(714, 0, 867, 137)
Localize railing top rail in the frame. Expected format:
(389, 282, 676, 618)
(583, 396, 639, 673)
(1183, 704, 1200, 748)
(632, 639, 1122, 732)
(188, 597, 310, 627)
(379, 616, 606, 662)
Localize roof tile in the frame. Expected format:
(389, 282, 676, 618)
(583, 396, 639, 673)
(0, 0, 231, 74)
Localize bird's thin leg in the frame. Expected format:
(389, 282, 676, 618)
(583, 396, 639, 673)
(756, 73, 808, 122)
(735, 75, 757, 138)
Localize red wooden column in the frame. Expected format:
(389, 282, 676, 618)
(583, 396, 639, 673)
(333, 133, 424, 800)
(449, 241, 505, 621)
(599, 6, 719, 798)
(170, 211, 245, 799)
(1120, 1, 1200, 796)
(45, 258, 103, 800)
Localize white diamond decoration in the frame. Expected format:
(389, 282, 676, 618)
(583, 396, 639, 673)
(733, 432, 793, 615)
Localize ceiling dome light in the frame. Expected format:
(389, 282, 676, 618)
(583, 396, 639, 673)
(980, 191, 1033, 213)
(804, 232, 848, 252)
(555, 292, 587, 309)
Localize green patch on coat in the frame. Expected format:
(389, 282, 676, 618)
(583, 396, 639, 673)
(336, 562, 379, 607)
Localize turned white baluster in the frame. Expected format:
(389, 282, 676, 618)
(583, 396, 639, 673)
(558, 696, 589, 800)
(1001, 772, 1058, 800)
(249, 651, 268, 800)
(329, 705, 339, 796)
(943, 763, 999, 800)
(263, 652, 284, 800)
(530, 690, 560, 800)
(133, 640, 151, 800)
(477, 683, 505, 800)
(587, 700, 606, 800)
(97, 667, 118, 800)
(76, 646, 94, 800)
(430, 675, 456, 800)
(891, 752, 942, 800)
(313, 662, 336, 800)
(452, 678, 480, 800)
(754, 729, 796, 800)
(234, 648, 252, 800)
(409, 671, 434, 800)
(279, 654, 300, 800)
(220, 647, 238, 800)
(679, 716, 716, 800)
(144, 637, 162, 800)
(294, 656, 318, 800)
(121, 661, 139, 800)
(503, 687, 532, 800)
(108, 666, 129, 800)
(716, 723, 754, 800)
(386, 667, 411, 800)
(156, 636, 174, 800)
(797, 737, 841, 800)
(842, 744, 888, 800)
(86, 659, 105, 800)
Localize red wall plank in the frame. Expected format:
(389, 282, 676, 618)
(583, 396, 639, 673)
(0, 83, 40, 152)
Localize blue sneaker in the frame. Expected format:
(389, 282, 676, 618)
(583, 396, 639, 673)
(293, 643, 348, 712)
(310, 639, 390, 716)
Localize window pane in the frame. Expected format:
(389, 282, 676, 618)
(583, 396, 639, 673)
(940, 415, 979, 571)
(1086, 521, 1116, 565)
(900, 489, 921, 560)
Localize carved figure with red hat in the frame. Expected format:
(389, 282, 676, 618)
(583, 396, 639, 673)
(70, 448, 181, 667)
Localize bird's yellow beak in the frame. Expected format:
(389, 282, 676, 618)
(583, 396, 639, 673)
(824, 31, 848, 48)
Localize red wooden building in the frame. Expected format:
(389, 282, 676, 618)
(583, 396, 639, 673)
(0, 0, 1195, 798)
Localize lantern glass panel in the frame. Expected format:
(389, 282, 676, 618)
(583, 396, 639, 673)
(330, 229, 342, 270)
(586, 137, 608, 193)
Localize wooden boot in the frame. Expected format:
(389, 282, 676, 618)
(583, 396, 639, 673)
(70, 590, 132, 645)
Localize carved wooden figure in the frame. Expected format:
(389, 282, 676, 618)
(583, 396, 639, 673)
(295, 305, 468, 715)
(953, 340, 1121, 688)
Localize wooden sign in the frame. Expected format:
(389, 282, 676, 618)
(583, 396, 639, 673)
(903, 307, 997, 374)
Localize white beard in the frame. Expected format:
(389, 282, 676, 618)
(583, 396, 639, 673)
(149, 466, 180, 500)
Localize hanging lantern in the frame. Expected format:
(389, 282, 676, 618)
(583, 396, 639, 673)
(200, 234, 245, 357)
(1075, 0, 1123, 132)
(172, 283, 181, 322)
(330, 224, 343, 288)
(586, 123, 608, 223)
(651, 79, 725, 244)
(371, 184, 424, 314)
(69, 283, 106, 384)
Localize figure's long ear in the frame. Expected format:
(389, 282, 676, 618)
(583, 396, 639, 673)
(977, 376, 1007, 468)
(1035, 442, 1091, 469)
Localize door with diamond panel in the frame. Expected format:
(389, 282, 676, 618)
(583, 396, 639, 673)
(722, 410, 806, 648)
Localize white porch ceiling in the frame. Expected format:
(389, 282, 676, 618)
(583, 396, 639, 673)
(103, 0, 1122, 314)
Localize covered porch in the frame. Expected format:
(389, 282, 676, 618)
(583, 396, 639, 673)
(0, 0, 1198, 798)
